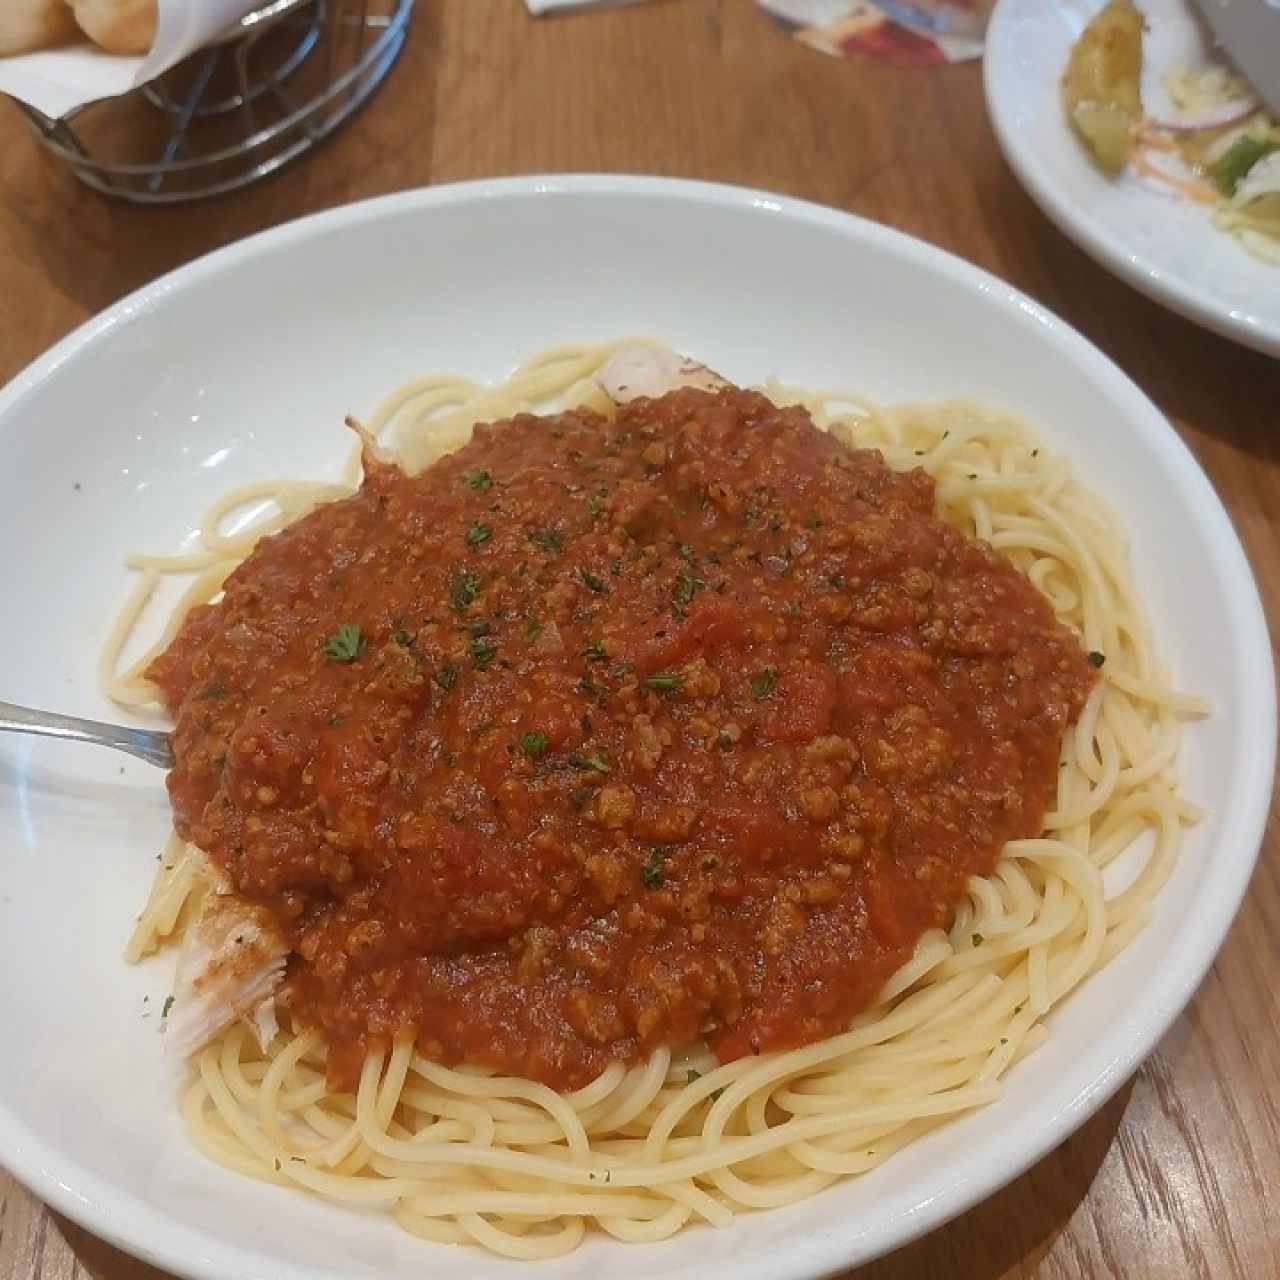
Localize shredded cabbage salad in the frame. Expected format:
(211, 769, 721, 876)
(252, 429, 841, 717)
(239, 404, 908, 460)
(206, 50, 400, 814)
(1136, 66, 1280, 263)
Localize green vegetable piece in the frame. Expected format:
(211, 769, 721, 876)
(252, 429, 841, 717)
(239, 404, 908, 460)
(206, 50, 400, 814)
(673, 566, 704, 608)
(751, 667, 778, 699)
(323, 624, 363, 662)
(569, 750, 611, 773)
(1214, 136, 1272, 195)
(643, 673, 683, 691)
(451, 569, 481, 611)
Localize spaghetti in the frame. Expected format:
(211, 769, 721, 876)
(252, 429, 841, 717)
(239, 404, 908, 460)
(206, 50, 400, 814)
(109, 342, 1202, 1258)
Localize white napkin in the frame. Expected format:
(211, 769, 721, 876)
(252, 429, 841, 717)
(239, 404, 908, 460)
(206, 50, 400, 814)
(0, 0, 262, 119)
(525, 0, 652, 14)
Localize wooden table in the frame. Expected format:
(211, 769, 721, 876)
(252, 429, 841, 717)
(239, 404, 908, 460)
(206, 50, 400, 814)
(1, 2, 1277, 1276)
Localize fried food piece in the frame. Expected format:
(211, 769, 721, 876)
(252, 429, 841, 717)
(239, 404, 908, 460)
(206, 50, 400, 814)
(1062, 0, 1145, 176)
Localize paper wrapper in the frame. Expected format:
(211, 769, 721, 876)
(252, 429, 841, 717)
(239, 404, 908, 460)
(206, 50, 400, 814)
(757, 0, 984, 66)
(0, 0, 265, 120)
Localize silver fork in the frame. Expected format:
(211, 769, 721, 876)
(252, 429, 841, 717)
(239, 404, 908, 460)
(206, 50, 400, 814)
(0, 699, 174, 769)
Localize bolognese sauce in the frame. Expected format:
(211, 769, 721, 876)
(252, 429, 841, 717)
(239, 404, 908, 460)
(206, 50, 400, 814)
(149, 387, 1095, 1089)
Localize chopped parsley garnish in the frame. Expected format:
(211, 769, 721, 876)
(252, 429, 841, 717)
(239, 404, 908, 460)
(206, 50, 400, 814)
(465, 470, 492, 490)
(471, 636, 499, 669)
(641, 844, 674, 888)
(1087, 651, 1106, 668)
(392, 629, 415, 647)
(450, 568, 481, 611)
(578, 676, 606, 701)
(569, 750, 611, 773)
(525, 619, 544, 642)
(434, 665, 458, 691)
(161, 994, 175, 1019)
(680, 1070, 721, 1100)
(583, 640, 608, 661)
(531, 528, 563, 553)
(466, 619, 492, 637)
(520, 731, 549, 759)
(323, 624, 363, 662)
(751, 667, 778, 700)
(580, 569, 607, 593)
(466, 522, 492, 547)
(677, 543, 693, 560)
(673, 565, 704, 609)
(643, 673, 683, 691)
(684, 1068, 726, 1100)
(1213, 136, 1272, 195)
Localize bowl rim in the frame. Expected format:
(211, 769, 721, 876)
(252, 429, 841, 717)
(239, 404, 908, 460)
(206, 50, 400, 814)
(0, 173, 1273, 1280)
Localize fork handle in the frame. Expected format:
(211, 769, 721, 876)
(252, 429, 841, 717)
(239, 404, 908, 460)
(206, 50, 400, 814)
(0, 699, 174, 769)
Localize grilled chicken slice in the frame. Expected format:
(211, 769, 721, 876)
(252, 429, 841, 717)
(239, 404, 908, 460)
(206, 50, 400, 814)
(165, 861, 288, 1057)
(595, 345, 729, 404)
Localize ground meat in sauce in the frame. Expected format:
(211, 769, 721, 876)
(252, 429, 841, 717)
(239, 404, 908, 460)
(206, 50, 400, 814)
(148, 387, 1096, 1090)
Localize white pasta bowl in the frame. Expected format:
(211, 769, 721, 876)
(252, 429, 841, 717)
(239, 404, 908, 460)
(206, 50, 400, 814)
(0, 176, 1271, 1280)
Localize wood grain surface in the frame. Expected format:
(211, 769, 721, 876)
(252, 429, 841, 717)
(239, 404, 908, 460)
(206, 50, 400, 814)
(1, 2, 1277, 1276)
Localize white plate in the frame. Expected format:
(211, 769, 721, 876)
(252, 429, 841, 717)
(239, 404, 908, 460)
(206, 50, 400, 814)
(985, 0, 1280, 357)
(0, 176, 1272, 1280)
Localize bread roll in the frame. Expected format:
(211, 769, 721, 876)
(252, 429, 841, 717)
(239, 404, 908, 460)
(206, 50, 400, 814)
(70, 0, 157, 55)
(0, 0, 79, 56)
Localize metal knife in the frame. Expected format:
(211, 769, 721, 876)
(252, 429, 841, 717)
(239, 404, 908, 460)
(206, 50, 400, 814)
(1189, 0, 1280, 117)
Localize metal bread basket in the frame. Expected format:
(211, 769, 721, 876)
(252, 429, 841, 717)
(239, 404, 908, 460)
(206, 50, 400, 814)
(17, 0, 414, 204)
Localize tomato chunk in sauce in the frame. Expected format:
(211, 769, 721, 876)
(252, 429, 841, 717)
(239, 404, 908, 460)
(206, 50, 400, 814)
(149, 387, 1094, 1090)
